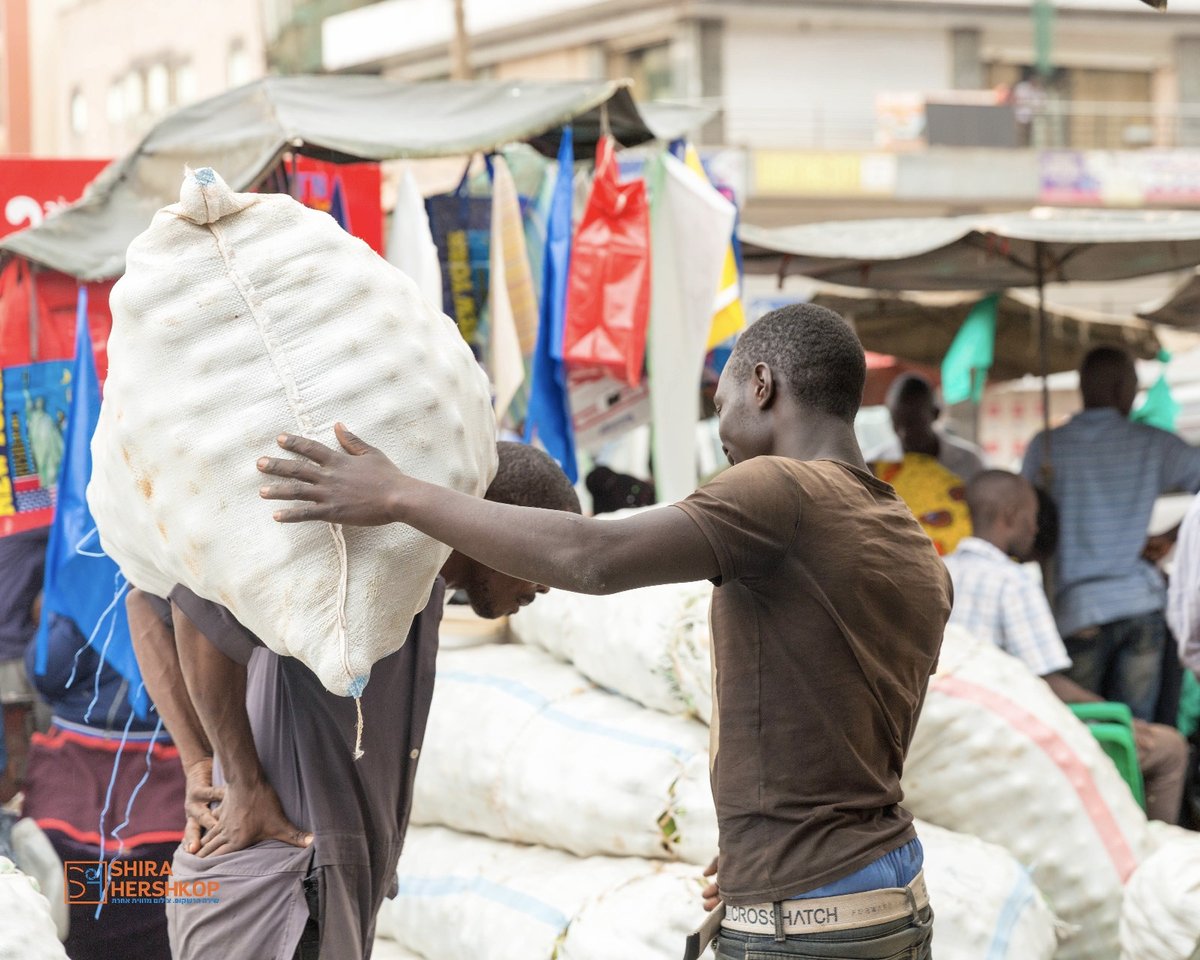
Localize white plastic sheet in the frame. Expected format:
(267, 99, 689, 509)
(0, 858, 68, 960)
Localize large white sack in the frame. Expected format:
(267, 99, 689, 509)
(386, 826, 704, 960)
(89, 167, 496, 697)
(0, 858, 68, 960)
(510, 579, 713, 719)
(905, 625, 1148, 960)
(411, 644, 716, 864)
(1120, 833, 1200, 960)
(917, 819, 1060, 960)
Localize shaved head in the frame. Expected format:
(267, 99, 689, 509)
(1080, 347, 1137, 415)
(966, 470, 1039, 559)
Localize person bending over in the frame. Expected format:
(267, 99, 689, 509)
(129, 441, 580, 960)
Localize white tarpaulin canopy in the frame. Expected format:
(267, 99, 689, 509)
(1140, 270, 1200, 328)
(0, 75, 711, 282)
(740, 208, 1200, 291)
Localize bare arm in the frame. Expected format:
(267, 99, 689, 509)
(257, 425, 720, 595)
(1043, 671, 1103, 705)
(170, 602, 311, 856)
(127, 589, 220, 853)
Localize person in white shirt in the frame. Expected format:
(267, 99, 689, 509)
(945, 470, 1189, 824)
(886, 374, 986, 482)
(1168, 494, 1200, 675)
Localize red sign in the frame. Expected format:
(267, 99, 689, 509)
(293, 159, 384, 255)
(0, 158, 109, 240)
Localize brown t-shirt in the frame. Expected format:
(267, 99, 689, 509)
(674, 456, 951, 905)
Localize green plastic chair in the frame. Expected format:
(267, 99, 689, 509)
(1069, 702, 1146, 811)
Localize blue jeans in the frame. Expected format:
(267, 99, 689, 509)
(1065, 611, 1166, 721)
(715, 840, 932, 960)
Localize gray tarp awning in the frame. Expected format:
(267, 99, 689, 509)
(1140, 270, 1200, 328)
(740, 208, 1200, 291)
(1, 75, 691, 282)
(806, 285, 1162, 381)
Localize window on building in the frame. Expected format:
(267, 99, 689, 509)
(174, 62, 197, 105)
(227, 38, 253, 88)
(124, 70, 145, 117)
(106, 81, 125, 125)
(147, 63, 170, 114)
(69, 89, 88, 136)
(614, 43, 673, 102)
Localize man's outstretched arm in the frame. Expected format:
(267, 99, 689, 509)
(257, 425, 721, 595)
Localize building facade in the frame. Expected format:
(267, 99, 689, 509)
(0, 0, 31, 154)
(320, 0, 1200, 226)
(33, 0, 266, 157)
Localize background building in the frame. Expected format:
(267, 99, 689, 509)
(0, 0, 31, 154)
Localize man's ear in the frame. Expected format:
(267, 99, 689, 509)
(754, 362, 776, 409)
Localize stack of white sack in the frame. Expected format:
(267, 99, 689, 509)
(904, 625, 1148, 960)
(509, 579, 712, 719)
(918, 820, 1060, 960)
(0, 857, 68, 960)
(410, 643, 716, 863)
(88, 167, 496, 698)
(405, 636, 1060, 960)
(385, 826, 703, 960)
(1119, 831, 1200, 960)
(383, 823, 1058, 960)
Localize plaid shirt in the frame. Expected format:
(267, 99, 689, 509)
(943, 537, 1072, 677)
(1022, 408, 1200, 637)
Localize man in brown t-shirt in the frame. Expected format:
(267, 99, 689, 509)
(258, 304, 952, 960)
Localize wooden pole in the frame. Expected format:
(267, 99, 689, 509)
(450, 0, 471, 80)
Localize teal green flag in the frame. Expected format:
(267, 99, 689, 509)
(941, 294, 998, 406)
(1132, 350, 1179, 431)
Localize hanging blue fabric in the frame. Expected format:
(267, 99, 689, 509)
(329, 174, 352, 233)
(35, 287, 147, 719)
(523, 126, 578, 481)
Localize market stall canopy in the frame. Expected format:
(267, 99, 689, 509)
(806, 284, 1162, 381)
(739, 208, 1200, 291)
(1139, 270, 1200, 329)
(1, 75, 693, 282)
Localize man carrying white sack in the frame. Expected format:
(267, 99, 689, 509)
(127, 441, 581, 960)
(259, 304, 953, 960)
(945, 469, 1189, 824)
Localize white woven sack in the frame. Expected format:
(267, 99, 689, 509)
(386, 827, 704, 960)
(89, 167, 496, 700)
(917, 819, 1060, 960)
(1120, 833, 1200, 960)
(904, 625, 1148, 960)
(0, 858, 68, 960)
(510, 579, 713, 719)
(410, 644, 716, 864)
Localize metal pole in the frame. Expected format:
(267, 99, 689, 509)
(450, 0, 471, 80)
(1036, 242, 1051, 436)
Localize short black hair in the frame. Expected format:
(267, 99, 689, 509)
(728, 303, 866, 422)
(886, 373, 936, 411)
(965, 469, 1029, 532)
(486, 441, 581, 514)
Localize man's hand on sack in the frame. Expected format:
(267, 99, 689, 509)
(702, 857, 721, 911)
(194, 773, 313, 858)
(258, 423, 406, 526)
